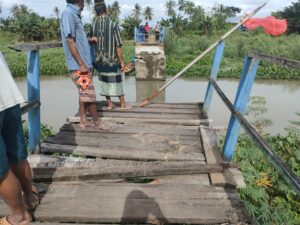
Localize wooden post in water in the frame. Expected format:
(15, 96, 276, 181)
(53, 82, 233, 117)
(222, 56, 260, 161)
(27, 50, 41, 153)
(203, 41, 225, 113)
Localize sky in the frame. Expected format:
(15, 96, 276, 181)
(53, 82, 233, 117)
(0, 0, 296, 25)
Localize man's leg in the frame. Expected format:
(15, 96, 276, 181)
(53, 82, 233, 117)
(10, 160, 36, 210)
(86, 102, 99, 125)
(0, 170, 31, 225)
(106, 96, 114, 109)
(79, 99, 89, 127)
(119, 96, 132, 110)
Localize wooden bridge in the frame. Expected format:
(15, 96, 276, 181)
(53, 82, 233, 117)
(1, 35, 300, 224)
(2, 101, 249, 224)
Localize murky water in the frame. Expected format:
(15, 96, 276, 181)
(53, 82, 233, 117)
(15, 76, 300, 135)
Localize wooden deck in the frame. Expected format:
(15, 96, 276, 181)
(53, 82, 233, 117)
(0, 102, 250, 224)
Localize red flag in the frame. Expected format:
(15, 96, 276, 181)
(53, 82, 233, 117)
(243, 16, 287, 36)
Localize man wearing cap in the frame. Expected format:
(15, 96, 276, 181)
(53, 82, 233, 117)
(89, 1, 132, 110)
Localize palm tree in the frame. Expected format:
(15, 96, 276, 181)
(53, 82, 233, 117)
(183, 1, 194, 18)
(53, 7, 60, 19)
(0, 2, 2, 14)
(132, 3, 142, 20)
(10, 4, 31, 17)
(178, 0, 186, 12)
(143, 6, 153, 21)
(165, 0, 176, 17)
(109, 1, 121, 23)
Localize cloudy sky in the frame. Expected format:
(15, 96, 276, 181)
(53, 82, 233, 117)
(0, 0, 296, 25)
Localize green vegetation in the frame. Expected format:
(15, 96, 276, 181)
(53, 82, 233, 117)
(165, 29, 300, 79)
(218, 97, 300, 224)
(234, 132, 300, 225)
(22, 121, 55, 144)
(1, 29, 300, 79)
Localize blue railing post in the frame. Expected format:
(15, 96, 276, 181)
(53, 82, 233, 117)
(27, 50, 41, 153)
(222, 56, 260, 161)
(203, 41, 225, 113)
(134, 27, 137, 43)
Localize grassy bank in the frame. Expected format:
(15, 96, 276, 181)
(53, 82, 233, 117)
(1, 30, 300, 79)
(166, 29, 300, 79)
(230, 132, 300, 224)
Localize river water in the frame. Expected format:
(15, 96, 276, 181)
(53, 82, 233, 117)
(15, 76, 300, 135)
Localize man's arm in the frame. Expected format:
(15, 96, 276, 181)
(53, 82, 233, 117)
(66, 38, 88, 73)
(116, 47, 125, 72)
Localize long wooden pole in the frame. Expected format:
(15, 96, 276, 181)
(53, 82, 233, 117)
(139, 2, 267, 107)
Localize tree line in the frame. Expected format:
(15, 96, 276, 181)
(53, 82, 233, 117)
(0, 0, 299, 42)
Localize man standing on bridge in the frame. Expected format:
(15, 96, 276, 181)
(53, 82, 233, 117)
(60, 0, 110, 129)
(0, 52, 38, 225)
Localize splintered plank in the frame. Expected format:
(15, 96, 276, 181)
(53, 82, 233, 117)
(199, 126, 224, 164)
(95, 112, 202, 119)
(41, 143, 205, 161)
(0, 183, 249, 224)
(55, 130, 201, 144)
(32, 160, 223, 182)
(96, 105, 203, 115)
(68, 116, 211, 126)
(97, 101, 204, 110)
(60, 123, 201, 136)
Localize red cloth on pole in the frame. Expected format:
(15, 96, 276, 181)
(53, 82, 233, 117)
(243, 16, 287, 36)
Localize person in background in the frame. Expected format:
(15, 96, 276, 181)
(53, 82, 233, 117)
(0, 52, 38, 225)
(144, 22, 150, 41)
(155, 21, 161, 42)
(89, 1, 132, 110)
(60, 0, 109, 129)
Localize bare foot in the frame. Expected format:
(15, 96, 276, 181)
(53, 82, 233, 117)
(23, 186, 39, 211)
(79, 121, 92, 129)
(93, 122, 114, 131)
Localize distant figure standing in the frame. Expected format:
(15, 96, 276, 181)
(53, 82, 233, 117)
(155, 22, 161, 42)
(89, 2, 132, 110)
(144, 22, 150, 40)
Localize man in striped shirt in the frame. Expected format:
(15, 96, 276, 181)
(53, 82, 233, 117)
(90, 1, 132, 110)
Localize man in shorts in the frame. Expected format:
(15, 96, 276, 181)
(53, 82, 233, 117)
(0, 52, 38, 225)
(61, 0, 108, 129)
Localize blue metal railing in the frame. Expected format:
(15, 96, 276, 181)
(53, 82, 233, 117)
(203, 42, 300, 195)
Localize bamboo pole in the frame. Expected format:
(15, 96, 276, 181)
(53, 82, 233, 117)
(139, 2, 267, 107)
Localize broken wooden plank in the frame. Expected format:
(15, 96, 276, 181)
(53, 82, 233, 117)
(199, 126, 223, 164)
(0, 183, 249, 224)
(68, 116, 211, 126)
(97, 101, 204, 109)
(86, 111, 204, 120)
(55, 130, 200, 143)
(210, 168, 246, 188)
(32, 162, 222, 182)
(45, 133, 203, 153)
(150, 174, 211, 186)
(41, 143, 205, 161)
(96, 105, 203, 115)
(60, 123, 201, 136)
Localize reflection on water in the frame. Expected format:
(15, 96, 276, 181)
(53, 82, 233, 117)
(15, 76, 300, 135)
(136, 80, 166, 103)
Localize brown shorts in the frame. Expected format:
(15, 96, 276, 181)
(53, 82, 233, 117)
(70, 70, 96, 103)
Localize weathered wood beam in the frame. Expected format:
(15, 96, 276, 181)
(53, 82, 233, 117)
(9, 42, 62, 52)
(248, 52, 300, 69)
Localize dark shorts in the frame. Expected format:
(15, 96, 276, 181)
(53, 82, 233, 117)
(0, 104, 27, 179)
